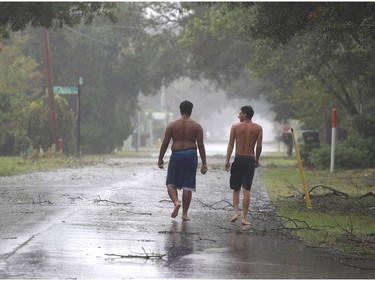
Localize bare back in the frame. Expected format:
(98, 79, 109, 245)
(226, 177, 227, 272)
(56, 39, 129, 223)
(164, 117, 204, 152)
(226, 120, 263, 166)
(232, 121, 262, 156)
(158, 109, 207, 174)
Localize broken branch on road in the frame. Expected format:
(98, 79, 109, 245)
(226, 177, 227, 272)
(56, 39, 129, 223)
(105, 247, 166, 260)
(94, 195, 131, 205)
(197, 199, 234, 210)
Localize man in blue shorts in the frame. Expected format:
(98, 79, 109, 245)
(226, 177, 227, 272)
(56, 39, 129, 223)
(225, 106, 263, 225)
(158, 100, 208, 221)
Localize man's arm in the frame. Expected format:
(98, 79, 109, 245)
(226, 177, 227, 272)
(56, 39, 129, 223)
(158, 125, 172, 169)
(255, 126, 263, 167)
(197, 125, 207, 174)
(225, 125, 235, 171)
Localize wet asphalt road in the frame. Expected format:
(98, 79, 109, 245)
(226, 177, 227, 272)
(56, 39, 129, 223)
(0, 156, 374, 279)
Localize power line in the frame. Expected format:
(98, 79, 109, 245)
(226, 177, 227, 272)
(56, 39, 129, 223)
(63, 26, 112, 47)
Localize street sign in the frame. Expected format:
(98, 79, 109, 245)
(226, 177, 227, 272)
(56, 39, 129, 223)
(54, 86, 78, 95)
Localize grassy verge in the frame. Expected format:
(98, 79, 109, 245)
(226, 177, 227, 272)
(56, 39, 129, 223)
(0, 155, 106, 177)
(0, 149, 156, 177)
(261, 152, 375, 257)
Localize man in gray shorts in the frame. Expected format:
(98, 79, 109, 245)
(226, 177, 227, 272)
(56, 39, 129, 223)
(225, 106, 263, 225)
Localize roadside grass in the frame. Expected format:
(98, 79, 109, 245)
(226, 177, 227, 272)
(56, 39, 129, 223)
(0, 148, 157, 177)
(0, 155, 104, 177)
(113, 148, 157, 158)
(261, 153, 375, 257)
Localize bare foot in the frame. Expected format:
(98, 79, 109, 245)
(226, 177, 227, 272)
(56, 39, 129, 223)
(230, 215, 238, 223)
(182, 216, 190, 221)
(242, 220, 251, 226)
(171, 202, 181, 218)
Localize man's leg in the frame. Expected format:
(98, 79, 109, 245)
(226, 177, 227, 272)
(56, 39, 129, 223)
(182, 190, 191, 221)
(241, 189, 251, 225)
(168, 185, 181, 218)
(231, 189, 240, 222)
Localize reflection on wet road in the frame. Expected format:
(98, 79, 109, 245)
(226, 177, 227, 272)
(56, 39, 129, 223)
(0, 157, 374, 278)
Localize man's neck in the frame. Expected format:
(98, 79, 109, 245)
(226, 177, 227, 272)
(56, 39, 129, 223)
(181, 114, 191, 119)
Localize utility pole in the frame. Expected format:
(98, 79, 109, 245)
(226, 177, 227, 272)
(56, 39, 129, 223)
(77, 76, 83, 157)
(330, 108, 337, 173)
(43, 28, 58, 147)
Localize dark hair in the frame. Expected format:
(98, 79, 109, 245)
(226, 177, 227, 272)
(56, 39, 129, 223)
(241, 106, 254, 118)
(180, 100, 193, 115)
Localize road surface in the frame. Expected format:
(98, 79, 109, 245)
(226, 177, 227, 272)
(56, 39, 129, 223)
(0, 156, 374, 278)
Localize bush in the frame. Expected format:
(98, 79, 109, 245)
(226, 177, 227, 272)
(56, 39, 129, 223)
(307, 145, 330, 169)
(0, 127, 14, 155)
(308, 138, 371, 170)
(14, 134, 32, 156)
(19, 95, 76, 155)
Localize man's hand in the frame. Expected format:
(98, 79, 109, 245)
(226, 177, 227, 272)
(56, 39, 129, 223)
(200, 164, 208, 174)
(158, 159, 164, 169)
(225, 161, 230, 172)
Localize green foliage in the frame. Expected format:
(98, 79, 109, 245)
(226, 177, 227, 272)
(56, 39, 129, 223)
(353, 109, 375, 139)
(2, 2, 375, 158)
(308, 138, 371, 170)
(244, 2, 316, 45)
(45, 3, 189, 154)
(179, 2, 375, 162)
(0, 2, 117, 38)
(1, 3, 193, 155)
(10, 2, 184, 154)
(179, 5, 253, 85)
(242, 2, 375, 49)
(334, 139, 371, 169)
(20, 95, 76, 155)
(0, 127, 13, 155)
(303, 145, 330, 169)
(21, 100, 50, 151)
(0, 34, 44, 155)
(54, 96, 76, 154)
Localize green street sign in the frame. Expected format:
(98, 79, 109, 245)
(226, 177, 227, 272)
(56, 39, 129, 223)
(54, 86, 78, 95)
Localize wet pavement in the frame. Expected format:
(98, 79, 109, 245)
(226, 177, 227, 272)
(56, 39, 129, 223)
(0, 156, 374, 279)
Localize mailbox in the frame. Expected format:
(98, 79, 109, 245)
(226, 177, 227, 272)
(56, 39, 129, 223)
(302, 130, 319, 148)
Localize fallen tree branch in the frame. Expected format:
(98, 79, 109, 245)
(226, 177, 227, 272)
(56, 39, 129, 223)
(308, 185, 349, 198)
(358, 192, 375, 199)
(105, 248, 166, 260)
(328, 213, 354, 236)
(94, 195, 131, 205)
(69, 196, 83, 200)
(346, 236, 375, 246)
(340, 260, 375, 271)
(32, 193, 52, 205)
(124, 210, 152, 216)
(197, 199, 233, 210)
(158, 230, 199, 235)
(196, 236, 216, 242)
(285, 179, 303, 196)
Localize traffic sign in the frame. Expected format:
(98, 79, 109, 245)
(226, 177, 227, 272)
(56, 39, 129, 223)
(54, 86, 78, 95)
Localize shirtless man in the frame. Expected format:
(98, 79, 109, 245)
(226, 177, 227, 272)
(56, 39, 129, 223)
(225, 106, 263, 225)
(158, 100, 208, 221)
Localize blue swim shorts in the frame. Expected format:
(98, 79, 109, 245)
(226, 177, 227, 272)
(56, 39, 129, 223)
(166, 149, 198, 191)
